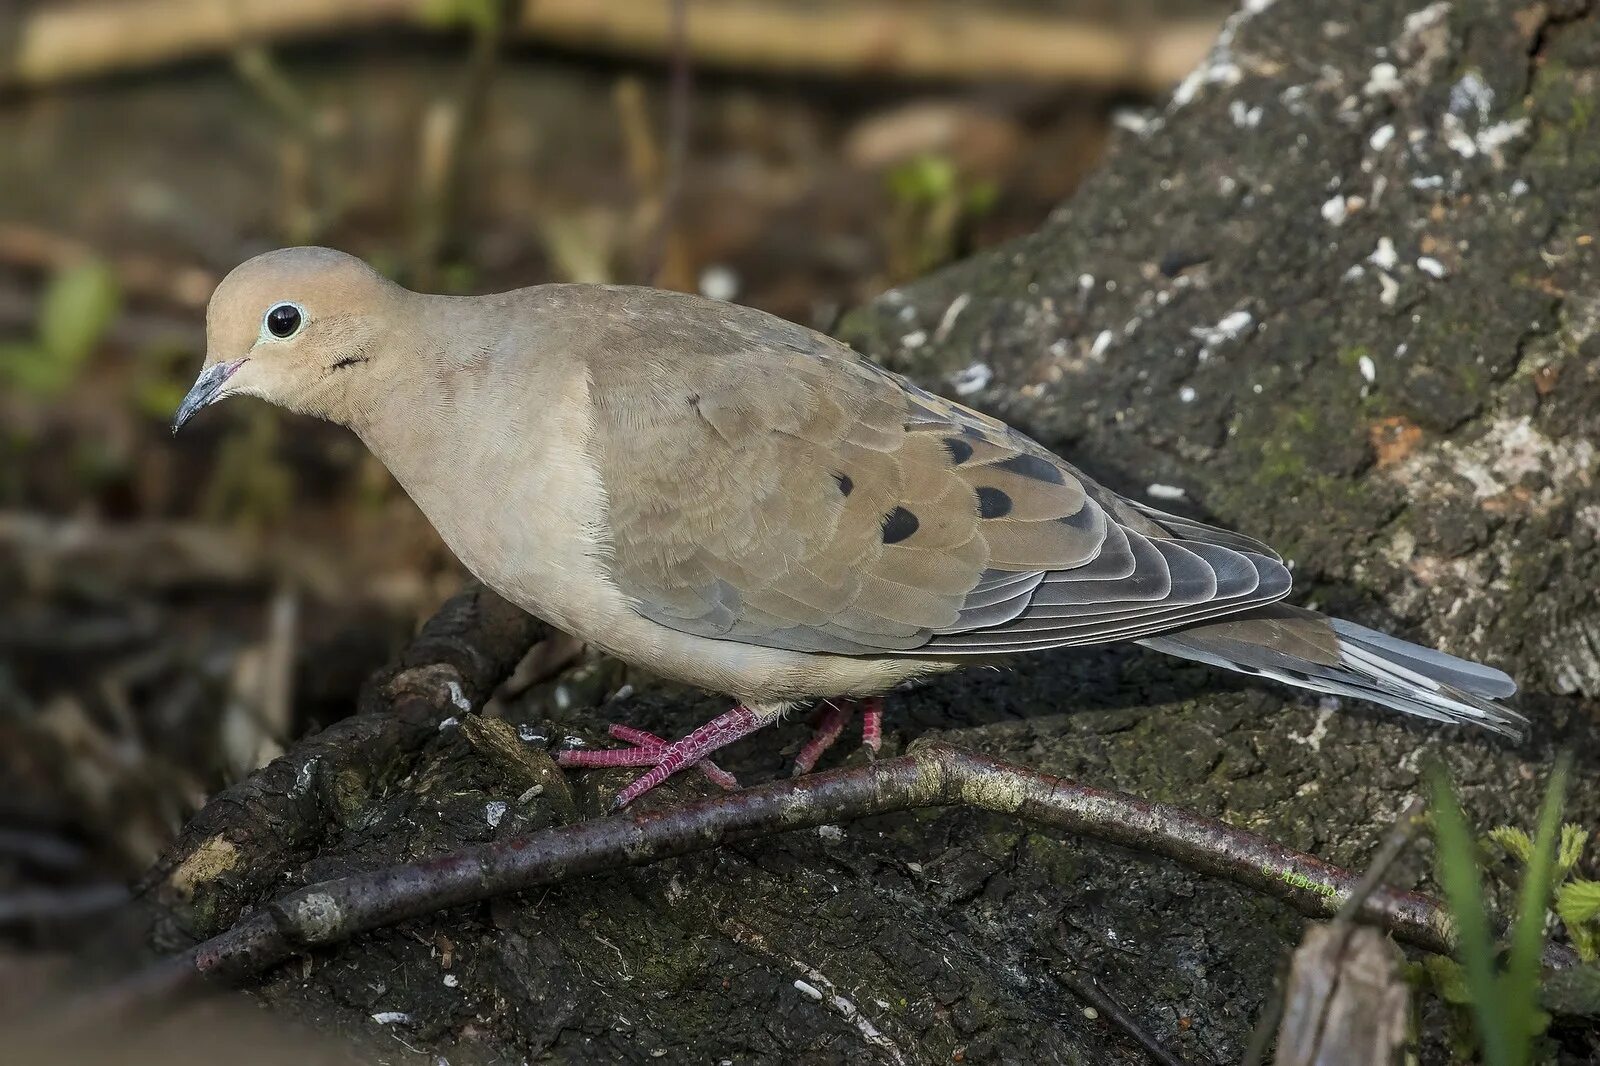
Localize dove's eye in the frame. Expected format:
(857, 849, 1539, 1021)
(264, 302, 304, 339)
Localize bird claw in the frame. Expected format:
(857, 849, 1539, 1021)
(791, 697, 884, 776)
(557, 723, 740, 793)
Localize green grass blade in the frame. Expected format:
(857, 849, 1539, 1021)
(1427, 760, 1510, 1066)
(1505, 753, 1571, 1066)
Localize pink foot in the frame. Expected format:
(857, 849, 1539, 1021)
(859, 696, 884, 756)
(791, 696, 886, 776)
(557, 705, 771, 808)
(792, 701, 849, 776)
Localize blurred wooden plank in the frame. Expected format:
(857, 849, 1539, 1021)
(5, 0, 1219, 92)
(1274, 924, 1410, 1066)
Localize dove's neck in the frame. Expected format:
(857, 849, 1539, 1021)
(350, 287, 619, 632)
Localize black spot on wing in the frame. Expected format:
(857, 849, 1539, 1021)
(834, 472, 854, 496)
(881, 507, 920, 544)
(996, 453, 1066, 485)
(976, 487, 1013, 519)
(943, 437, 974, 464)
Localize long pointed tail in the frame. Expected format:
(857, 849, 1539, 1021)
(1138, 604, 1524, 738)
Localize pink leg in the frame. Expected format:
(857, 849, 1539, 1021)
(859, 696, 883, 756)
(604, 723, 742, 787)
(558, 705, 771, 808)
(558, 723, 740, 791)
(792, 701, 849, 776)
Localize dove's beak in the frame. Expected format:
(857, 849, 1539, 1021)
(172, 359, 246, 434)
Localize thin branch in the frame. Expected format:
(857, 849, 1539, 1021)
(87, 743, 1578, 1023)
(1048, 964, 1185, 1066)
(6, 0, 1219, 94)
(140, 583, 546, 944)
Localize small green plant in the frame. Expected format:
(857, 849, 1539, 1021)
(0, 259, 120, 397)
(1424, 754, 1572, 1065)
(883, 154, 999, 282)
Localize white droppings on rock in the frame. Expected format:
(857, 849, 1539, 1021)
(1229, 100, 1264, 128)
(1090, 330, 1114, 358)
(1189, 309, 1254, 348)
(371, 1012, 413, 1026)
(1146, 483, 1187, 501)
(900, 330, 927, 350)
(1442, 113, 1479, 158)
(1449, 71, 1494, 121)
(1411, 174, 1446, 190)
(1343, 263, 1366, 282)
(438, 716, 459, 731)
(485, 800, 508, 827)
(1358, 354, 1377, 383)
(517, 723, 540, 742)
(949, 362, 993, 396)
(445, 680, 470, 713)
(793, 980, 823, 1001)
(933, 293, 971, 342)
(697, 264, 739, 302)
(1169, 0, 1275, 110)
(1510, 178, 1531, 198)
(1417, 256, 1449, 279)
(1112, 109, 1160, 136)
(817, 824, 845, 843)
(1474, 118, 1529, 157)
(1321, 195, 1349, 226)
(1364, 62, 1402, 97)
(1369, 123, 1396, 152)
(1378, 273, 1401, 306)
(295, 756, 320, 795)
(443, 974, 460, 988)
(1369, 237, 1399, 271)
(1178, 385, 1198, 403)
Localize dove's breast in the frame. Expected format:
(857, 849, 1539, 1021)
(361, 350, 940, 706)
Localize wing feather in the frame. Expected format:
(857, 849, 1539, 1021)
(581, 287, 1293, 658)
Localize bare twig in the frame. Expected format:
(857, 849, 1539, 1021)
(93, 744, 1576, 1023)
(6, 0, 1219, 93)
(1048, 964, 1185, 1066)
(141, 583, 546, 944)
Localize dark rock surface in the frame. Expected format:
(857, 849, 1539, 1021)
(155, 1, 1600, 1062)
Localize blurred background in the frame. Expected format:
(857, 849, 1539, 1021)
(0, 0, 1227, 966)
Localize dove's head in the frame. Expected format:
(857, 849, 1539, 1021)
(174, 246, 404, 433)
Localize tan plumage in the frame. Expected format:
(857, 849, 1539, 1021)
(177, 248, 1523, 803)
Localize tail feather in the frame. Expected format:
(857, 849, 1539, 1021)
(1138, 604, 1525, 739)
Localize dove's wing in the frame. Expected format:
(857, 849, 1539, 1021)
(582, 289, 1290, 657)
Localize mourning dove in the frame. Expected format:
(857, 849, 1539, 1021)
(176, 248, 1522, 807)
